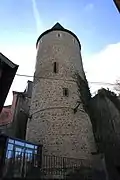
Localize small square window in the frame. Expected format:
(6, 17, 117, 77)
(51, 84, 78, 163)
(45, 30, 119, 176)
(8, 139, 14, 144)
(57, 33, 61, 37)
(63, 88, 69, 97)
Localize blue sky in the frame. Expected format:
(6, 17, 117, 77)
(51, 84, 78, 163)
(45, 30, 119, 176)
(0, 0, 120, 104)
(0, 0, 120, 53)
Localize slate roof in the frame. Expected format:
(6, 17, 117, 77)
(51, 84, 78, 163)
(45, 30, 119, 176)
(51, 22, 64, 30)
(36, 22, 81, 49)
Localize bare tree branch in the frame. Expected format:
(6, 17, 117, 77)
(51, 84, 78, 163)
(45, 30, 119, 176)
(114, 80, 120, 94)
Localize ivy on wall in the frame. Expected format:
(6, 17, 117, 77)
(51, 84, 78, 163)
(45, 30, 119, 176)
(73, 72, 91, 113)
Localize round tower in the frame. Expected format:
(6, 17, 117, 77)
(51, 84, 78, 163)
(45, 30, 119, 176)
(26, 23, 96, 160)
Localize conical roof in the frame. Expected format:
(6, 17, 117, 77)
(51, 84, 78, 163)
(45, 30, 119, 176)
(51, 22, 64, 30)
(36, 22, 81, 50)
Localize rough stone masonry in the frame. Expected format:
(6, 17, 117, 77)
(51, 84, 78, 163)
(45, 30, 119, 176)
(26, 23, 96, 161)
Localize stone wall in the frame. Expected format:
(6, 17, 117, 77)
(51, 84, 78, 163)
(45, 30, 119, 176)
(13, 92, 31, 139)
(35, 31, 85, 81)
(13, 81, 33, 139)
(89, 89, 120, 180)
(89, 89, 120, 154)
(26, 28, 96, 160)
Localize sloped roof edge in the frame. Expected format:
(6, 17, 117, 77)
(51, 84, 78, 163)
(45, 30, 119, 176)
(0, 53, 18, 68)
(0, 53, 19, 113)
(36, 22, 81, 50)
(113, 0, 120, 13)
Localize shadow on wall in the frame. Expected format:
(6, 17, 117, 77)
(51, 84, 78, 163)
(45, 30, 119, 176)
(88, 88, 120, 180)
(66, 166, 106, 180)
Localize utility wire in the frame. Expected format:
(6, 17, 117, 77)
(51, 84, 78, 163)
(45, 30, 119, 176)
(16, 74, 33, 78)
(15, 73, 116, 86)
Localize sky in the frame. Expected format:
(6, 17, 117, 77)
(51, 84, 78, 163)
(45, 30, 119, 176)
(0, 0, 120, 105)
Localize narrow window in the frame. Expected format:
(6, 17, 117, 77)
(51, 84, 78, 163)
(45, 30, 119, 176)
(63, 88, 69, 97)
(53, 62, 58, 73)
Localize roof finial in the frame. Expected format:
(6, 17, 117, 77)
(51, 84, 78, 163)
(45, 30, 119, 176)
(52, 22, 64, 30)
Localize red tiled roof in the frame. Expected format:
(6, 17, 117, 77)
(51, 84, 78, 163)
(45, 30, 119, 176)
(0, 106, 12, 125)
(0, 92, 17, 126)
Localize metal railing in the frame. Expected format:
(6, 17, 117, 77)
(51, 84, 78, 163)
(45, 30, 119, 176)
(2, 149, 91, 179)
(41, 154, 86, 178)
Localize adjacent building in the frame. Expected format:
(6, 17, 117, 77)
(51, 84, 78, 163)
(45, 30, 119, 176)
(89, 88, 120, 179)
(0, 81, 33, 139)
(0, 53, 18, 113)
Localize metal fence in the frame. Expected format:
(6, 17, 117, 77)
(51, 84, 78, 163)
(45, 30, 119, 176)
(2, 149, 91, 179)
(41, 154, 87, 179)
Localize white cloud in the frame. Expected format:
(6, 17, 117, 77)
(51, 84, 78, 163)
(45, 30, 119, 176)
(0, 44, 36, 105)
(83, 42, 120, 94)
(2, 42, 120, 105)
(31, 0, 45, 35)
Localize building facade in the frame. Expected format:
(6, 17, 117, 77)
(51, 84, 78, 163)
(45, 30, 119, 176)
(26, 23, 96, 161)
(89, 88, 120, 179)
(0, 81, 32, 139)
(12, 81, 33, 139)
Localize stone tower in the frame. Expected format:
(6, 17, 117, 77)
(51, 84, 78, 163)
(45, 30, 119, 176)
(26, 23, 96, 160)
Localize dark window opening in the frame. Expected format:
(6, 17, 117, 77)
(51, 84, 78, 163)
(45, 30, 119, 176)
(53, 62, 58, 73)
(57, 33, 61, 37)
(63, 88, 69, 97)
(116, 166, 120, 175)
